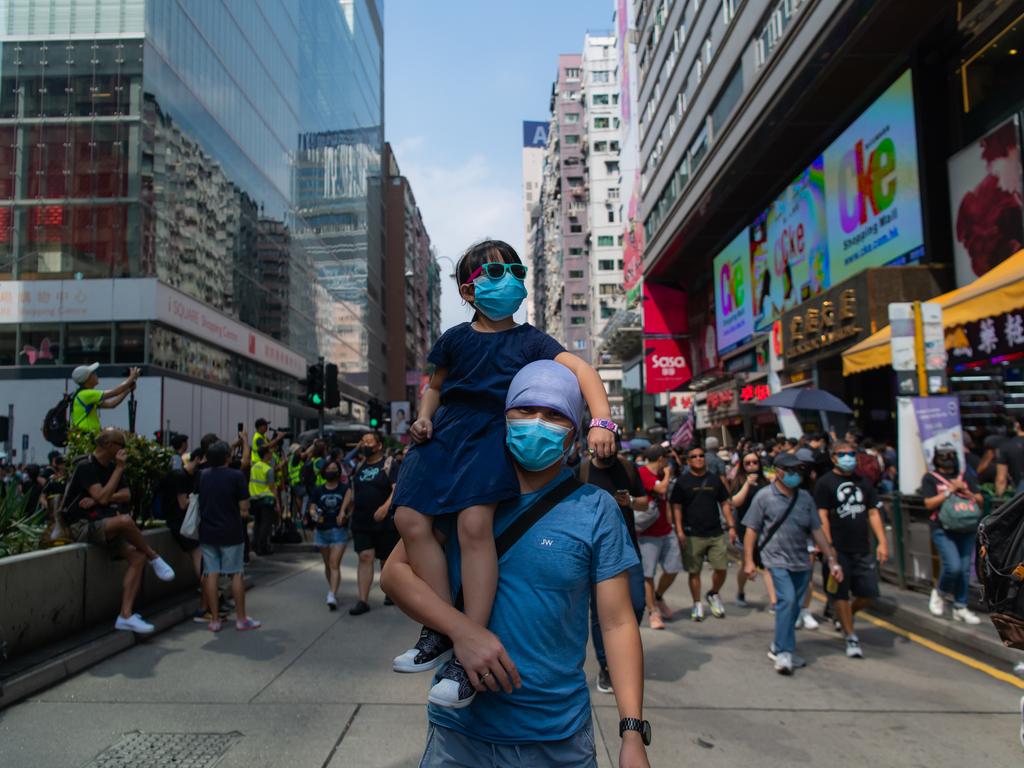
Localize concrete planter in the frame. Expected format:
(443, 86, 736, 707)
(0, 528, 198, 660)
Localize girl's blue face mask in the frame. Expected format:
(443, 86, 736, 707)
(472, 272, 527, 321)
(506, 416, 571, 471)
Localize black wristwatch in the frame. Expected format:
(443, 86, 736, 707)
(619, 717, 652, 745)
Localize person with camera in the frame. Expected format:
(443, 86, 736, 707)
(64, 428, 176, 634)
(69, 363, 140, 435)
(742, 452, 843, 675)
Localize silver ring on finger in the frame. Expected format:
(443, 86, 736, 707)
(480, 671, 492, 681)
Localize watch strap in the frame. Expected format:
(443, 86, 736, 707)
(619, 717, 650, 745)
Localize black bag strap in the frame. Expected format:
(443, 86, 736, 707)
(454, 475, 581, 611)
(757, 488, 800, 554)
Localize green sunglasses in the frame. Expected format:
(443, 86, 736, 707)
(467, 262, 529, 282)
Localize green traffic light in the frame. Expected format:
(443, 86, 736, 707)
(369, 418, 379, 427)
(311, 393, 323, 405)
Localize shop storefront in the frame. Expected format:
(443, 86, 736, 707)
(781, 266, 944, 437)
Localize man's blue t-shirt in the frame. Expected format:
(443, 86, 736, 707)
(428, 468, 639, 743)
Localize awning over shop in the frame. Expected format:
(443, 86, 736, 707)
(842, 249, 1024, 375)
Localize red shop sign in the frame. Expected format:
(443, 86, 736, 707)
(707, 388, 736, 411)
(740, 384, 771, 403)
(644, 337, 692, 394)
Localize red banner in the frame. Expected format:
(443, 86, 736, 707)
(644, 337, 692, 394)
(643, 282, 688, 335)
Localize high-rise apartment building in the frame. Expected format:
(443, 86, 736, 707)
(383, 143, 440, 411)
(581, 32, 625, 413)
(0, 0, 384, 457)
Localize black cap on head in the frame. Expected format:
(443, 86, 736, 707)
(644, 446, 666, 461)
(773, 452, 807, 471)
(255, 418, 269, 428)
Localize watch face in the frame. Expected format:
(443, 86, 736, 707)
(642, 720, 652, 745)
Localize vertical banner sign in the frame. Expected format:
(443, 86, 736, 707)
(889, 302, 918, 396)
(644, 338, 692, 394)
(947, 115, 1024, 287)
(920, 302, 948, 394)
(911, 396, 965, 473)
(713, 231, 754, 352)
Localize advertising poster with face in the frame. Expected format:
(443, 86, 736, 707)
(948, 115, 1024, 287)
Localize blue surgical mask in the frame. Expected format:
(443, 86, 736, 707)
(837, 455, 857, 473)
(782, 471, 803, 489)
(506, 416, 571, 471)
(473, 273, 527, 321)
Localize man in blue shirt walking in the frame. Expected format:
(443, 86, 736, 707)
(383, 360, 650, 767)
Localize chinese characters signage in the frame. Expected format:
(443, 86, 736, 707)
(741, 384, 771, 403)
(783, 287, 863, 360)
(947, 309, 1024, 367)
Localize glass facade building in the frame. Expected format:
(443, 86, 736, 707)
(0, 0, 385, 415)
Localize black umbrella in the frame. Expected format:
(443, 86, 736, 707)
(757, 387, 852, 414)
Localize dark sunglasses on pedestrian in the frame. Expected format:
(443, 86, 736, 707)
(835, 451, 856, 458)
(688, 452, 705, 460)
(743, 459, 760, 466)
(467, 262, 528, 283)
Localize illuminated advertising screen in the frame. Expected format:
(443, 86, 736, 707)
(752, 156, 829, 332)
(714, 231, 754, 352)
(824, 70, 924, 284)
(713, 70, 924, 344)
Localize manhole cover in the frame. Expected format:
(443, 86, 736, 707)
(82, 731, 242, 768)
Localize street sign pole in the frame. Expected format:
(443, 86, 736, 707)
(318, 356, 325, 439)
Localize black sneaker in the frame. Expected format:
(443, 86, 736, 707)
(348, 600, 370, 616)
(596, 667, 613, 694)
(427, 658, 477, 709)
(393, 627, 454, 673)
(383, 595, 395, 606)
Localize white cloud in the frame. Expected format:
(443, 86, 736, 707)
(395, 144, 524, 332)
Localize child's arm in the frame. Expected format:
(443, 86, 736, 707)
(410, 367, 447, 443)
(555, 352, 616, 458)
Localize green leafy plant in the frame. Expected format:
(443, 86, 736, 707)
(0, 486, 45, 558)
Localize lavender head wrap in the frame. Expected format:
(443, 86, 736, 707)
(505, 360, 583, 430)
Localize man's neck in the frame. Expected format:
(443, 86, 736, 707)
(691, 469, 706, 478)
(367, 451, 384, 463)
(834, 468, 852, 478)
(516, 463, 564, 493)
(92, 451, 110, 467)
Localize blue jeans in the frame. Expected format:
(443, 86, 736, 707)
(420, 722, 597, 767)
(931, 526, 976, 608)
(768, 568, 811, 655)
(590, 563, 645, 669)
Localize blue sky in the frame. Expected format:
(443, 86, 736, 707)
(383, 0, 612, 331)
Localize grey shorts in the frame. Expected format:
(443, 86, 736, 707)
(420, 722, 597, 767)
(638, 533, 683, 578)
(201, 543, 245, 575)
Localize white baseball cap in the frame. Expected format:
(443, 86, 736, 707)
(71, 362, 100, 386)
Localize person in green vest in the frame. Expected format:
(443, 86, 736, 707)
(288, 442, 316, 524)
(70, 364, 140, 434)
(251, 418, 286, 464)
(249, 443, 280, 556)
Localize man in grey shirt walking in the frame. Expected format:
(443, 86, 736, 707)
(742, 452, 843, 675)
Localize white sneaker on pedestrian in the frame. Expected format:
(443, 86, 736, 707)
(774, 651, 794, 675)
(115, 613, 154, 634)
(768, 646, 806, 668)
(846, 635, 864, 658)
(952, 606, 982, 625)
(149, 556, 176, 582)
(795, 609, 819, 630)
(690, 603, 705, 622)
(706, 592, 725, 619)
(326, 591, 337, 611)
(929, 588, 945, 617)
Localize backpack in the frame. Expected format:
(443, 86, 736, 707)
(855, 451, 882, 487)
(42, 392, 75, 447)
(976, 492, 1024, 649)
(930, 473, 983, 533)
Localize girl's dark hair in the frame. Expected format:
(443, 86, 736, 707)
(454, 239, 523, 321)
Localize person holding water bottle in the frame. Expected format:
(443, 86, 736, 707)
(389, 239, 617, 709)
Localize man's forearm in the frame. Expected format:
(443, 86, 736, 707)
(743, 526, 757, 565)
(868, 509, 886, 546)
(721, 502, 735, 529)
(597, 576, 644, 720)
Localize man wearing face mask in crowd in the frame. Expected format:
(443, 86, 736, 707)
(813, 441, 887, 658)
(743, 452, 843, 675)
(383, 360, 648, 768)
(343, 430, 399, 616)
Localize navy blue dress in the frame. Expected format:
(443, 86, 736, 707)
(392, 322, 565, 516)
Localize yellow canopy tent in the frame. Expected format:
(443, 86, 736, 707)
(842, 249, 1024, 376)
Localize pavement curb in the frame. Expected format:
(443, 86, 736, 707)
(0, 575, 254, 711)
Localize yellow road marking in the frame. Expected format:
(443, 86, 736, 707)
(810, 590, 1024, 690)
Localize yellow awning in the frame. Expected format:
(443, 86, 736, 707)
(842, 248, 1024, 376)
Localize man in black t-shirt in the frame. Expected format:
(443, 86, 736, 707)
(813, 441, 888, 658)
(995, 416, 1024, 496)
(576, 442, 648, 693)
(64, 428, 177, 634)
(669, 446, 735, 621)
(343, 430, 398, 616)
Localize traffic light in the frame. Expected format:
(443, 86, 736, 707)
(306, 362, 324, 407)
(325, 363, 340, 408)
(368, 398, 384, 428)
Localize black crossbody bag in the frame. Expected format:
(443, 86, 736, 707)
(753, 490, 800, 570)
(454, 475, 581, 610)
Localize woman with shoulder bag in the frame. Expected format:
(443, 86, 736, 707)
(920, 446, 984, 624)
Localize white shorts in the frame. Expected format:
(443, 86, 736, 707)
(638, 533, 683, 579)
